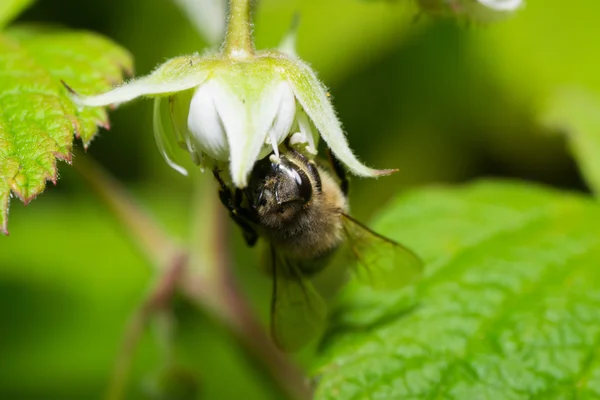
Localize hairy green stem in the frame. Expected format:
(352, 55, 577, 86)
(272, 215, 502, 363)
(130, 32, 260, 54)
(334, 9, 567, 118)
(223, 0, 254, 57)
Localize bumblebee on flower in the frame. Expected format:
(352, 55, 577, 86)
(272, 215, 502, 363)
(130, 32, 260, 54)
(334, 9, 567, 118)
(62, 0, 525, 352)
(67, 2, 394, 189)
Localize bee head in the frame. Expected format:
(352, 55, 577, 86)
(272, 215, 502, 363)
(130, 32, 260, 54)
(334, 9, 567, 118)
(247, 154, 313, 222)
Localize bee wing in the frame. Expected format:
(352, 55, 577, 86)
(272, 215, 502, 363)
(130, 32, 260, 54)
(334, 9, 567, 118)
(340, 213, 424, 290)
(269, 246, 327, 352)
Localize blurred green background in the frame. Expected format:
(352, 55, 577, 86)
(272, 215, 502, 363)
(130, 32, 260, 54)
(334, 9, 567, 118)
(2, 0, 597, 398)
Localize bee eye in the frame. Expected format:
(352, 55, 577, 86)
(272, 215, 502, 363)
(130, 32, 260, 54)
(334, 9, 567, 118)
(274, 158, 313, 204)
(294, 167, 312, 203)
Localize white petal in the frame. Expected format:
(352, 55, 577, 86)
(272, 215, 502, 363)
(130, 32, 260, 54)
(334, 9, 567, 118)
(188, 80, 230, 160)
(153, 97, 188, 176)
(296, 107, 318, 154)
(477, 0, 522, 11)
(224, 80, 295, 187)
(466, 0, 522, 22)
(71, 54, 211, 107)
(170, 91, 204, 168)
(169, 91, 193, 149)
(196, 72, 296, 187)
(266, 81, 296, 153)
(282, 59, 395, 177)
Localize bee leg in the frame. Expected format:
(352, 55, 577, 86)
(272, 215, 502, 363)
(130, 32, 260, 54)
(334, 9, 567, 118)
(327, 148, 349, 196)
(232, 188, 259, 247)
(212, 169, 259, 247)
(231, 214, 259, 247)
(212, 169, 235, 212)
(233, 188, 260, 223)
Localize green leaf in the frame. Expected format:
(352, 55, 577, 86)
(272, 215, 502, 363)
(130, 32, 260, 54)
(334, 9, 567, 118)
(314, 181, 600, 399)
(0, 0, 34, 29)
(542, 88, 600, 197)
(8, 26, 134, 143)
(0, 26, 132, 234)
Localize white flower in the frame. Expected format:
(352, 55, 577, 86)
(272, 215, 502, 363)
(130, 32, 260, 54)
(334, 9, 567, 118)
(186, 75, 297, 184)
(476, 0, 522, 11)
(67, 48, 394, 188)
(417, 0, 523, 21)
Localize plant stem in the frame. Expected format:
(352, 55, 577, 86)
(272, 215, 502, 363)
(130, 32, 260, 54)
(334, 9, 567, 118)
(73, 154, 180, 271)
(182, 178, 311, 399)
(106, 255, 186, 400)
(223, 0, 254, 57)
(74, 155, 310, 400)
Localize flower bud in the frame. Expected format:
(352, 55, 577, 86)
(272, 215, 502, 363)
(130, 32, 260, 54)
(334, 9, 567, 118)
(69, 43, 394, 187)
(185, 64, 298, 186)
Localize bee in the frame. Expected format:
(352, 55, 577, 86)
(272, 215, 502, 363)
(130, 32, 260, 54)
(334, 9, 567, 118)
(213, 146, 423, 351)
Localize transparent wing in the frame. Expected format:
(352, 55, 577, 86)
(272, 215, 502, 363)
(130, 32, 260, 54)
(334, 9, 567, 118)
(340, 213, 424, 290)
(269, 246, 327, 352)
